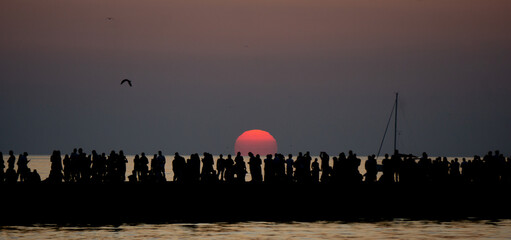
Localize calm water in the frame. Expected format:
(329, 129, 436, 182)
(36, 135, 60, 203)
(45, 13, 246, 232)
(1, 220, 511, 239)
(3, 155, 509, 239)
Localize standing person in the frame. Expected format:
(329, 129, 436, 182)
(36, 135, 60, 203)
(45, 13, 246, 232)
(286, 154, 294, 181)
(320, 152, 330, 183)
(139, 153, 149, 181)
(133, 154, 141, 181)
(48, 150, 63, 183)
(201, 152, 215, 181)
(216, 154, 226, 181)
(172, 152, 186, 182)
(380, 154, 393, 183)
(248, 152, 262, 183)
(275, 154, 286, 181)
(63, 154, 71, 182)
(311, 158, 320, 183)
(264, 154, 274, 183)
(234, 152, 246, 183)
(304, 151, 312, 182)
(17, 152, 30, 182)
(7, 150, 16, 170)
(118, 150, 128, 182)
(70, 148, 79, 182)
(5, 151, 17, 183)
(224, 154, 235, 183)
(157, 151, 166, 181)
(364, 155, 378, 183)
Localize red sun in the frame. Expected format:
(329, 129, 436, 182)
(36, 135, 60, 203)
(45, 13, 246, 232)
(234, 129, 278, 156)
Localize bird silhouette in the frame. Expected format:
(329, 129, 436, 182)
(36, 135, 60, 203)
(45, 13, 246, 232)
(120, 79, 132, 87)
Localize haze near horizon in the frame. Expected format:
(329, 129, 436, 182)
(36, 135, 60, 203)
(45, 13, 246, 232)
(1, 0, 510, 156)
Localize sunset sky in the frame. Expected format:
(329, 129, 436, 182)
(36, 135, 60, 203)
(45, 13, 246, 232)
(1, 0, 510, 156)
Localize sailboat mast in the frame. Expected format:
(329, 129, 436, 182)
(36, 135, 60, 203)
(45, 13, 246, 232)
(394, 92, 398, 152)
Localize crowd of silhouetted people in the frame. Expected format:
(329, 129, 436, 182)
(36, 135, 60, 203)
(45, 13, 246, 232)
(1, 149, 511, 185)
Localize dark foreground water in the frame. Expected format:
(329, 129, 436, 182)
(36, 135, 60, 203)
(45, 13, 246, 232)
(1, 220, 510, 239)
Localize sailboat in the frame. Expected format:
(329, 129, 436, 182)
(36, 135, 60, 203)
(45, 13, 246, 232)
(376, 93, 416, 161)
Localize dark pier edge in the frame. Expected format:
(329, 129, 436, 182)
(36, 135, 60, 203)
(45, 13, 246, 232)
(1, 183, 510, 225)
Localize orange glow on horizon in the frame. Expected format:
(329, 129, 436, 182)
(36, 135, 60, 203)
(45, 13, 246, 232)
(234, 129, 278, 156)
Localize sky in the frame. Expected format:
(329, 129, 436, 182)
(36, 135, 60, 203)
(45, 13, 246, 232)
(1, 0, 510, 156)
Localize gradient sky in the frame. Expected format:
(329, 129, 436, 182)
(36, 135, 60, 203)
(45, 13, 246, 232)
(1, 0, 510, 156)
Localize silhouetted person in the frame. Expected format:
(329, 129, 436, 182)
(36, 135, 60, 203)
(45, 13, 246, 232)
(418, 152, 432, 183)
(224, 154, 235, 183)
(133, 154, 141, 181)
(91, 150, 103, 182)
(294, 152, 306, 183)
(274, 153, 286, 181)
(234, 152, 246, 183)
(248, 152, 262, 183)
(7, 150, 15, 170)
(304, 151, 312, 182)
(63, 154, 71, 182)
(217, 154, 226, 181)
(173, 152, 186, 182)
(77, 148, 87, 181)
(286, 154, 294, 180)
(47, 150, 63, 183)
(137, 153, 148, 182)
(380, 154, 393, 183)
(365, 155, 378, 183)
(264, 154, 275, 183)
(70, 148, 79, 182)
(118, 150, 128, 182)
(450, 158, 461, 181)
(157, 151, 166, 181)
(17, 152, 30, 182)
(29, 169, 41, 183)
(128, 170, 137, 182)
(391, 150, 402, 183)
(201, 152, 216, 182)
(150, 154, 158, 182)
(5, 151, 17, 183)
(320, 152, 331, 183)
(311, 158, 320, 183)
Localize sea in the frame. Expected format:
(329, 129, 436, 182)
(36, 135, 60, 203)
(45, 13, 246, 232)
(2, 155, 509, 239)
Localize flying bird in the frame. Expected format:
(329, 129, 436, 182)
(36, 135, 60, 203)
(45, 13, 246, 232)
(120, 79, 132, 87)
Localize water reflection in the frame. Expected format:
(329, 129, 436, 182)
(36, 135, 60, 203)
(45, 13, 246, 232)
(1, 220, 510, 239)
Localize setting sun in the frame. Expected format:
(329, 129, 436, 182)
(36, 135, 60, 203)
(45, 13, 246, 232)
(234, 129, 278, 156)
